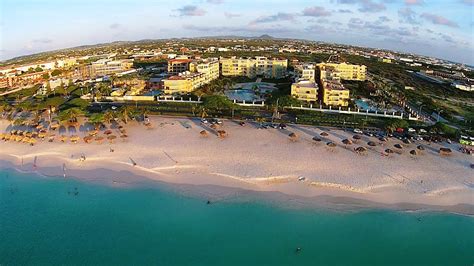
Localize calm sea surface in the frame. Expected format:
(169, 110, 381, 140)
(1, 169, 473, 265)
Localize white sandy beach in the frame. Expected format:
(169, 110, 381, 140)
(0, 117, 473, 212)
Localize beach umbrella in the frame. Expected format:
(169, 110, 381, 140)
(417, 145, 425, 151)
(367, 141, 377, 147)
(83, 136, 93, 143)
(352, 134, 361, 140)
(25, 132, 33, 138)
(50, 123, 60, 130)
(10, 130, 17, 135)
(342, 139, 353, 145)
(326, 141, 336, 147)
(107, 135, 117, 143)
(217, 130, 227, 138)
(410, 150, 418, 156)
(385, 148, 394, 154)
(29, 138, 37, 146)
(36, 124, 43, 130)
(118, 125, 124, 129)
(354, 146, 367, 154)
(288, 132, 298, 141)
(15, 135, 23, 142)
(48, 135, 55, 142)
(4, 134, 11, 141)
(22, 137, 30, 143)
(210, 124, 218, 129)
(200, 130, 208, 137)
(320, 132, 329, 136)
(70, 135, 80, 143)
(104, 130, 113, 135)
(0, 133, 5, 140)
(95, 136, 105, 143)
(394, 143, 403, 149)
(89, 130, 99, 136)
(60, 135, 68, 142)
(38, 132, 47, 138)
(120, 134, 128, 141)
(312, 136, 322, 142)
(439, 147, 452, 156)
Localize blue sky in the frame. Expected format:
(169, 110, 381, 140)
(1, 0, 473, 64)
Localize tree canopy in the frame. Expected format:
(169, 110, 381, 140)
(202, 95, 236, 111)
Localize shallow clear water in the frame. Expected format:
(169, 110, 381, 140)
(224, 89, 258, 102)
(1, 169, 473, 265)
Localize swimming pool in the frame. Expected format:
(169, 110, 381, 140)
(224, 89, 259, 102)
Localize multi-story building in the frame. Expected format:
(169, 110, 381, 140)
(317, 62, 366, 81)
(294, 63, 316, 82)
(167, 58, 193, 75)
(90, 59, 134, 77)
(321, 79, 350, 107)
(291, 80, 318, 102)
(319, 64, 342, 81)
(220, 56, 288, 79)
(189, 58, 219, 85)
(163, 71, 205, 94)
(162, 58, 220, 94)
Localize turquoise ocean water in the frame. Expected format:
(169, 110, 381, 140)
(1, 169, 473, 265)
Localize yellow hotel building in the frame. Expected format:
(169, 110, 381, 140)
(163, 58, 219, 94)
(317, 62, 366, 81)
(291, 80, 318, 102)
(220, 56, 288, 79)
(163, 72, 205, 94)
(321, 79, 350, 107)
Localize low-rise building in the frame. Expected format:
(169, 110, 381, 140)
(291, 80, 318, 102)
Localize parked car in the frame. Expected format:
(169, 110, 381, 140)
(201, 118, 208, 124)
(353, 128, 363, 134)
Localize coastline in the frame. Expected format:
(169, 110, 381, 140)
(0, 116, 473, 215)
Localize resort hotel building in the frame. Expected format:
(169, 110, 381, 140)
(291, 62, 365, 106)
(291, 79, 319, 102)
(163, 56, 288, 94)
(163, 58, 220, 94)
(317, 62, 366, 81)
(321, 79, 350, 107)
(219, 56, 288, 79)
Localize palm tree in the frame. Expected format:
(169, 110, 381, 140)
(103, 110, 116, 125)
(198, 107, 208, 119)
(58, 108, 84, 124)
(118, 105, 134, 124)
(88, 113, 104, 129)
